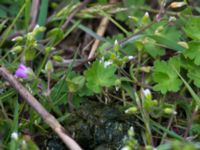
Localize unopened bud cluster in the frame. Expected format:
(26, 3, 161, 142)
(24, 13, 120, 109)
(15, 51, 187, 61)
(11, 25, 46, 61)
(102, 40, 135, 67)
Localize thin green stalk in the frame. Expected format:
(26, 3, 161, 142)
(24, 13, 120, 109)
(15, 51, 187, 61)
(0, 4, 25, 47)
(0, 100, 8, 119)
(54, 48, 79, 100)
(0, 19, 8, 33)
(160, 114, 175, 144)
(25, 0, 31, 32)
(1, 51, 10, 61)
(143, 111, 153, 145)
(9, 100, 19, 150)
(134, 92, 153, 145)
(32, 53, 49, 88)
(54, 20, 81, 46)
(179, 80, 192, 96)
(100, 11, 129, 35)
(0, 90, 16, 101)
(150, 119, 183, 140)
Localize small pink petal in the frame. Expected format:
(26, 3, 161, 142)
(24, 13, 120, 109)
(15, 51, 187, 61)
(155, 14, 161, 22)
(15, 64, 28, 78)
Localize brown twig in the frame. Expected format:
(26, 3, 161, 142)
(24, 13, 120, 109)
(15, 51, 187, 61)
(29, 0, 40, 31)
(88, 0, 117, 59)
(0, 66, 82, 150)
(88, 17, 109, 59)
(62, 0, 91, 30)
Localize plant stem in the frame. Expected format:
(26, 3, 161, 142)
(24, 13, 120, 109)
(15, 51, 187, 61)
(160, 114, 174, 144)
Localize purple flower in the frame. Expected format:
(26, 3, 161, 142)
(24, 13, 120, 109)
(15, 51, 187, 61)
(155, 14, 161, 22)
(15, 64, 29, 78)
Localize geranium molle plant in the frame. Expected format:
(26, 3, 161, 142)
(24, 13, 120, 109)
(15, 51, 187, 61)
(15, 64, 35, 80)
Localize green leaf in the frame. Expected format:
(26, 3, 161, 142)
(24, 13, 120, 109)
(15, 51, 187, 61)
(121, 82, 135, 100)
(47, 28, 64, 45)
(78, 85, 94, 97)
(144, 20, 185, 52)
(186, 65, 200, 88)
(85, 61, 117, 93)
(72, 95, 82, 107)
(0, 6, 7, 17)
(190, 124, 200, 135)
(183, 41, 200, 65)
(145, 21, 181, 42)
(181, 57, 200, 88)
(8, 4, 20, 17)
(148, 35, 185, 52)
(153, 56, 182, 94)
(144, 38, 165, 58)
(183, 16, 200, 40)
(51, 79, 67, 104)
(66, 76, 85, 93)
(187, 70, 200, 88)
(173, 66, 200, 107)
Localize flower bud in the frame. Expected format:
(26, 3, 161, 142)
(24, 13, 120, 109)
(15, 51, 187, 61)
(38, 26, 46, 32)
(128, 16, 139, 22)
(128, 56, 134, 60)
(114, 40, 120, 51)
(110, 53, 116, 60)
(169, 16, 176, 22)
(178, 41, 189, 49)
(141, 12, 150, 25)
(155, 26, 164, 35)
(21, 140, 27, 149)
(121, 146, 131, 150)
(12, 36, 23, 42)
(51, 2, 58, 9)
(128, 126, 135, 137)
(155, 14, 161, 22)
(53, 55, 63, 62)
(32, 24, 46, 36)
(27, 32, 34, 41)
(164, 108, 177, 115)
(11, 46, 22, 53)
(169, 2, 186, 9)
(143, 89, 152, 100)
(139, 66, 151, 73)
(125, 107, 138, 114)
(45, 60, 54, 73)
(123, 56, 129, 62)
(11, 132, 18, 140)
(115, 79, 121, 86)
(145, 145, 154, 150)
(104, 61, 113, 68)
(45, 47, 54, 54)
(152, 100, 158, 106)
